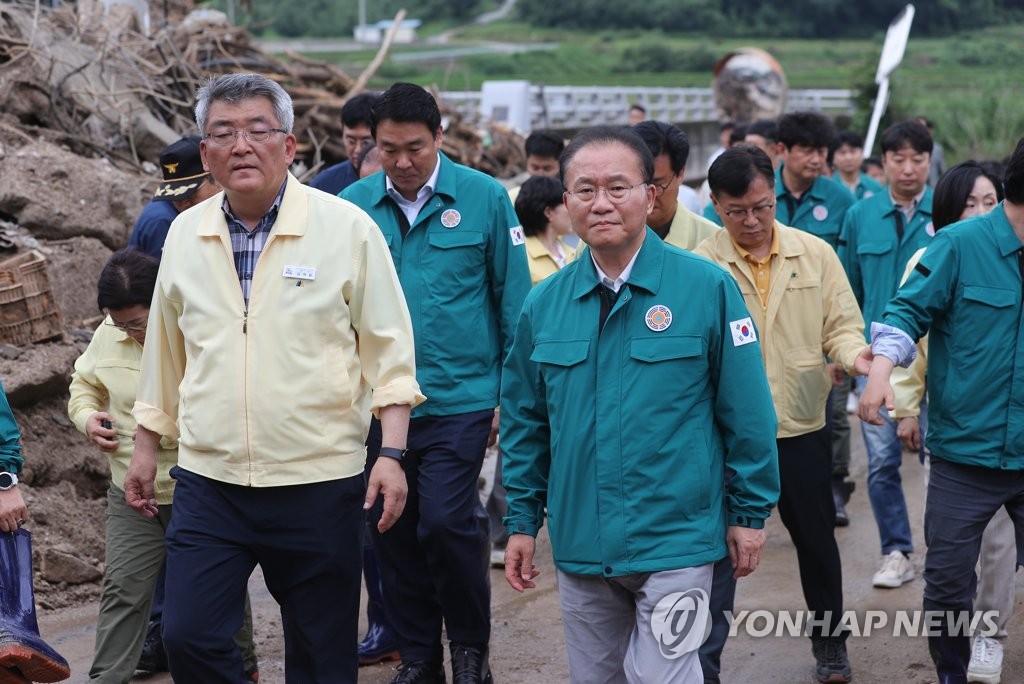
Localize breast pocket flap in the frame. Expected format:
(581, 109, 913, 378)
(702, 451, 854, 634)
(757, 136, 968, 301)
(428, 231, 485, 249)
(630, 335, 703, 363)
(963, 285, 1015, 308)
(530, 339, 590, 367)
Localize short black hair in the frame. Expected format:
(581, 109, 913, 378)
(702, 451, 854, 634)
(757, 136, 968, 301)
(632, 121, 690, 173)
(515, 176, 564, 237)
(879, 120, 933, 156)
(1002, 137, 1024, 204)
(560, 125, 654, 186)
(524, 130, 565, 160)
(833, 129, 865, 150)
(720, 121, 736, 132)
(630, 104, 646, 115)
(728, 125, 749, 146)
(862, 156, 883, 173)
(777, 111, 834, 150)
(353, 140, 376, 175)
(370, 83, 441, 139)
(96, 248, 160, 312)
(746, 119, 778, 144)
(932, 160, 1005, 230)
(340, 92, 380, 130)
(708, 145, 776, 198)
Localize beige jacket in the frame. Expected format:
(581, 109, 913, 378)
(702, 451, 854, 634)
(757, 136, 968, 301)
(133, 174, 424, 487)
(695, 222, 865, 438)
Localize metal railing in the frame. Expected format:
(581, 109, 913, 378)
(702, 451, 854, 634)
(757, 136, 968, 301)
(440, 84, 856, 131)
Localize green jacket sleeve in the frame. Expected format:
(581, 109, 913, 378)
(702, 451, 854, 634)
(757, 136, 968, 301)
(710, 275, 780, 528)
(881, 231, 958, 342)
(0, 381, 23, 474)
(838, 207, 864, 308)
(498, 299, 549, 537)
(487, 184, 532, 360)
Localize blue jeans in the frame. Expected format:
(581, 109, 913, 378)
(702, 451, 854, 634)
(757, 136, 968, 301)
(857, 376, 913, 555)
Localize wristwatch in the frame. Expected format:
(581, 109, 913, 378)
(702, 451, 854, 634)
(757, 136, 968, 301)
(378, 447, 408, 462)
(0, 472, 18, 490)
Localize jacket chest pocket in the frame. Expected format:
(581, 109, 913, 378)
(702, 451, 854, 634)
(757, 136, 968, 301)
(959, 284, 1017, 333)
(424, 230, 486, 280)
(627, 335, 707, 398)
(531, 339, 590, 369)
(856, 240, 894, 259)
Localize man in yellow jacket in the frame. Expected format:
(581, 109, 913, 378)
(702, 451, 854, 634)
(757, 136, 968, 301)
(125, 73, 424, 684)
(694, 145, 870, 684)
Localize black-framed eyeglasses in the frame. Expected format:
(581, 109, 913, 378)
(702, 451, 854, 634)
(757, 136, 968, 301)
(721, 202, 776, 221)
(565, 183, 647, 205)
(651, 179, 674, 197)
(204, 128, 288, 146)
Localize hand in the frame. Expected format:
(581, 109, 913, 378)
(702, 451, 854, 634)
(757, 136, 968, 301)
(86, 412, 119, 452)
(853, 345, 874, 376)
(125, 427, 160, 518)
(827, 363, 847, 387)
(727, 525, 766, 579)
(504, 533, 540, 592)
(487, 408, 499, 448)
(365, 457, 408, 533)
(857, 357, 895, 425)
(0, 487, 28, 533)
(897, 416, 921, 452)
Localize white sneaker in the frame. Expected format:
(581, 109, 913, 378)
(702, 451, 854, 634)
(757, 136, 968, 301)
(490, 546, 506, 569)
(968, 635, 1003, 684)
(871, 551, 914, 588)
(845, 392, 858, 414)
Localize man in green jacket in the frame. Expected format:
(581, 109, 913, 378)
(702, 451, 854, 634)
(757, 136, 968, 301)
(838, 120, 934, 590)
(858, 136, 1024, 684)
(341, 82, 531, 684)
(501, 125, 780, 683)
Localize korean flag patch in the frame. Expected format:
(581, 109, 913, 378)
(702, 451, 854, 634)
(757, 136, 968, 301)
(730, 317, 757, 346)
(510, 225, 526, 246)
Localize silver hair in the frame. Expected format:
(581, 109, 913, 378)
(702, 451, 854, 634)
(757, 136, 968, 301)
(193, 73, 295, 134)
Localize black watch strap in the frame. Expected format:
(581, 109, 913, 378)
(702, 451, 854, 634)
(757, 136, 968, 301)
(378, 447, 407, 462)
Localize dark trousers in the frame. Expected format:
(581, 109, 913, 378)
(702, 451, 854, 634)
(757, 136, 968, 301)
(775, 425, 845, 636)
(367, 410, 493, 664)
(700, 425, 845, 679)
(923, 458, 1024, 680)
(162, 466, 365, 684)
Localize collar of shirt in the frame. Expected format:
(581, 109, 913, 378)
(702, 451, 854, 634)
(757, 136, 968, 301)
(888, 187, 925, 221)
(386, 153, 441, 224)
(221, 180, 287, 237)
(590, 244, 643, 293)
(732, 225, 781, 266)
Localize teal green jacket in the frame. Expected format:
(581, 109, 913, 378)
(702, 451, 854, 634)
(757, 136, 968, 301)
(704, 169, 854, 249)
(839, 187, 934, 341)
(0, 381, 22, 474)
(500, 232, 780, 577)
(882, 204, 1024, 468)
(341, 154, 531, 417)
(850, 172, 884, 200)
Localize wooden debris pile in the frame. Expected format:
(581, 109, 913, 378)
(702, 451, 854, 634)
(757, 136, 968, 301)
(0, 0, 525, 180)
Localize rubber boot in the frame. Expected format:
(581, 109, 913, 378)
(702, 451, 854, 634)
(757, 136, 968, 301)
(928, 630, 969, 684)
(0, 529, 70, 683)
(357, 542, 399, 666)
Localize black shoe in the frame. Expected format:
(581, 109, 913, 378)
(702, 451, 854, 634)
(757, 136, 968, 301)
(136, 619, 168, 673)
(391, 660, 446, 684)
(832, 480, 850, 527)
(812, 638, 852, 683)
(449, 642, 492, 684)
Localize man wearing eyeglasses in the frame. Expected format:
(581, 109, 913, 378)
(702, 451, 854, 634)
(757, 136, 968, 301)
(501, 126, 779, 683)
(632, 120, 720, 252)
(341, 82, 531, 684)
(694, 145, 870, 684)
(125, 73, 423, 684)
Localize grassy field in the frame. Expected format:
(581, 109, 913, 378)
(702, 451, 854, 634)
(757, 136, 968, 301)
(304, 21, 1024, 162)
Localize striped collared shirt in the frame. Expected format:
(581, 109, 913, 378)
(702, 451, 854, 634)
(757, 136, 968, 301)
(221, 182, 287, 305)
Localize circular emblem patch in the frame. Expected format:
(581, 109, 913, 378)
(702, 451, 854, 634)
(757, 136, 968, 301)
(646, 305, 672, 332)
(813, 205, 829, 221)
(440, 209, 461, 228)
(926, 221, 935, 236)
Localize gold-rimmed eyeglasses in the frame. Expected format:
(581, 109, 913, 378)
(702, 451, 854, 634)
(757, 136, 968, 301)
(565, 183, 647, 205)
(721, 202, 776, 221)
(204, 128, 288, 146)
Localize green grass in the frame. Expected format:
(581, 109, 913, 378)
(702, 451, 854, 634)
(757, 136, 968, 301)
(291, 21, 1024, 162)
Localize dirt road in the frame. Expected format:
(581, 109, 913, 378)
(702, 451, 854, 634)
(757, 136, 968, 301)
(36, 426, 1024, 683)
